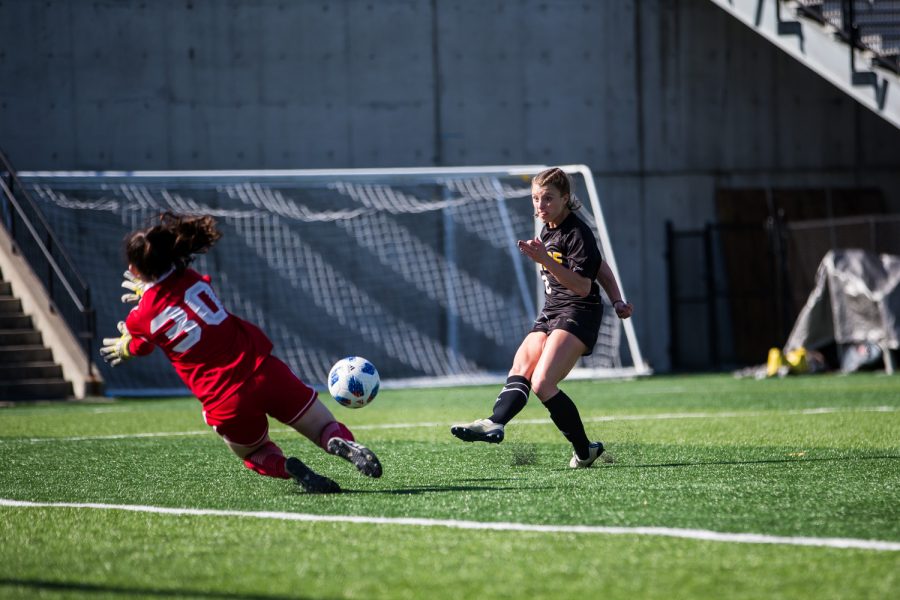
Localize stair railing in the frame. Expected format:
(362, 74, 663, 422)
(0, 148, 95, 378)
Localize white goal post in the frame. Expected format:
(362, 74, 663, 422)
(19, 164, 649, 396)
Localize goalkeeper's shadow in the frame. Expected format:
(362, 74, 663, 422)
(337, 482, 554, 495)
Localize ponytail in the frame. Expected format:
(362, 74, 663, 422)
(125, 212, 222, 280)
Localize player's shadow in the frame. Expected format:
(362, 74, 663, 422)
(0, 578, 331, 600)
(340, 481, 552, 495)
(604, 454, 900, 470)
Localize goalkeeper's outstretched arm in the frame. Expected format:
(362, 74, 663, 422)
(99, 320, 154, 367)
(120, 270, 147, 303)
(100, 321, 134, 367)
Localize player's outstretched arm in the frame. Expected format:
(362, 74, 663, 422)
(100, 321, 135, 367)
(120, 270, 146, 303)
(597, 261, 633, 319)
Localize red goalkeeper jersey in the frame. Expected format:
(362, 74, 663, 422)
(125, 268, 273, 406)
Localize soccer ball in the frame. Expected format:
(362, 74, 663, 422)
(327, 356, 380, 409)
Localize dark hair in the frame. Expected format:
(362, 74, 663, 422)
(533, 167, 582, 211)
(125, 212, 222, 280)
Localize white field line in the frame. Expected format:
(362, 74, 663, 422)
(8, 405, 897, 444)
(1, 498, 898, 552)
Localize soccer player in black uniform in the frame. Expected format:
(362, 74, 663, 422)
(451, 167, 633, 468)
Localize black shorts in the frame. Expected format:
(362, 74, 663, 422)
(530, 304, 604, 356)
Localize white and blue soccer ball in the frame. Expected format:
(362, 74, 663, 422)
(327, 356, 380, 409)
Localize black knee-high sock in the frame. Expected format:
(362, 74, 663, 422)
(543, 390, 591, 459)
(489, 375, 531, 425)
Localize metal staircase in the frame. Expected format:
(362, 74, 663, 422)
(708, 0, 900, 130)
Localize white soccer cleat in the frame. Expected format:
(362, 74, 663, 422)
(450, 418, 505, 444)
(569, 441, 614, 468)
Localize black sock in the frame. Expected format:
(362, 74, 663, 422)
(543, 390, 591, 459)
(489, 375, 531, 425)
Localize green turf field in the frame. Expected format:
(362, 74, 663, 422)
(2, 373, 899, 599)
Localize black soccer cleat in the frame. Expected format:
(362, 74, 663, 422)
(327, 438, 383, 479)
(450, 419, 505, 444)
(285, 457, 341, 493)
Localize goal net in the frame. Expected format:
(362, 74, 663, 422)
(18, 165, 648, 396)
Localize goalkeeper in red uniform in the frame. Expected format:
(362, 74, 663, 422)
(100, 212, 381, 493)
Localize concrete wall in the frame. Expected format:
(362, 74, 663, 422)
(2, 0, 899, 371)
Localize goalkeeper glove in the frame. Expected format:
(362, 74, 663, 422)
(100, 321, 134, 366)
(121, 270, 147, 303)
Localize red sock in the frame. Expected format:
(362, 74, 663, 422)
(318, 421, 354, 450)
(243, 441, 289, 479)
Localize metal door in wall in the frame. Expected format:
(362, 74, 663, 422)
(667, 187, 891, 371)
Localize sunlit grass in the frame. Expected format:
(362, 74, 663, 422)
(1, 372, 898, 599)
